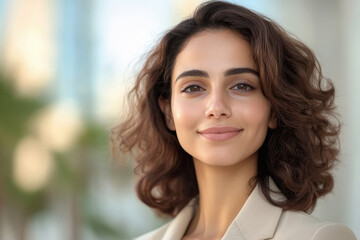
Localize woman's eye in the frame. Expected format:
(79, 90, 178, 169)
(231, 83, 253, 91)
(182, 85, 204, 93)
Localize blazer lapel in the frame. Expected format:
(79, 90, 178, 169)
(222, 179, 284, 240)
(161, 198, 197, 240)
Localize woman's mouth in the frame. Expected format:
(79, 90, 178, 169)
(198, 126, 243, 142)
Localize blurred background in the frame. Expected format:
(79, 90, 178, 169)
(0, 0, 359, 239)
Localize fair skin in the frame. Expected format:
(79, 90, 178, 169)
(159, 29, 276, 240)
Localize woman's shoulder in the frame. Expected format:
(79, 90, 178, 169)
(134, 198, 197, 240)
(274, 210, 357, 240)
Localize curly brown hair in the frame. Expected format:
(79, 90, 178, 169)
(112, 1, 340, 216)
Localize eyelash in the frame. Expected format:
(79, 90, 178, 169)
(230, 81, 255, 92)
(180, 81, 204, 93)
(181, 84, 204, 93)
(180, 81, 255, 93)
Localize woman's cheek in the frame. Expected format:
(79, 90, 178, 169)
(172, 99, 201, 130)
(239, 97, 271, 121)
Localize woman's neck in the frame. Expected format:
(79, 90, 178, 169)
(184, 155, 257, 239)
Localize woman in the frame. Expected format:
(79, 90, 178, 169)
(112, 1, 357, 239)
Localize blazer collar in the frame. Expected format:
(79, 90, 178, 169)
(222, 178, 284, 240)
(161, 178, 284, 240)
(162, 197, 197, 240)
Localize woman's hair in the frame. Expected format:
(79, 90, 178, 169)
(112, 1, 340, 216)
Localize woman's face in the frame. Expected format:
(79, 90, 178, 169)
(161, 29, 276, 167)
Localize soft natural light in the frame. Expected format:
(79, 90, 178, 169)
(32, 103, 83, 152)
(13, 136, 54, 192)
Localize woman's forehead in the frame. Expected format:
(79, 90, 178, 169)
(171, 29, 257, 81)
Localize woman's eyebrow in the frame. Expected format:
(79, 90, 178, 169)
(175, 67, 259, 82)
(224, 67, 259, 77)
(175, 69, 209, 82)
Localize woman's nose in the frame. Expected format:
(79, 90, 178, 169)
(205, 90, 231, 119)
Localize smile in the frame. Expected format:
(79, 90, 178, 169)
(198, 127, 243, 142)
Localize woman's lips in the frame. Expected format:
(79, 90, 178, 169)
(198, 127, 242, 142)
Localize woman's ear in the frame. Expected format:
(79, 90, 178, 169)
(268, 111, 277, 129)
(158, 97, 175, 131)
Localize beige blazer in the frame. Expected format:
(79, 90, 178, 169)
(135, 180, 357, 240)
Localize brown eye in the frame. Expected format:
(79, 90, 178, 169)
(182, 85, 205, 93)
(231, 83, 253, 91)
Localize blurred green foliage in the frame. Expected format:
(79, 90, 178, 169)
(0, 72, 128, 239)
(0, 73, 46, 218)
